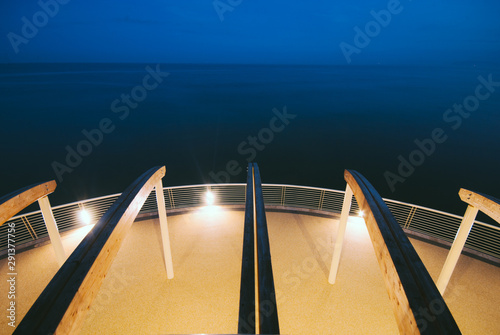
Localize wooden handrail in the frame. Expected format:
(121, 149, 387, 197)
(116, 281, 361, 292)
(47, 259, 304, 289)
(238, 164, 256, 334)
(459, 188, 500, 224)
(15, 166, 166, 335)
(237, 163, 280, 334)
(0, 180, 56, 226)
(253, 163, 280, 334)
(344, 170, 460, 334)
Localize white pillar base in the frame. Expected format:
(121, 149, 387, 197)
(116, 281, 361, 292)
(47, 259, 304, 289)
(437, 205, 478, 294)
(155, 180, 174, 279)
(38, 196, 66, 266)
(328, 184, 353, 284)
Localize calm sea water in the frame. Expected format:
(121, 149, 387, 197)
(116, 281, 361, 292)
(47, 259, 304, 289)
(0, 63, 499, 218)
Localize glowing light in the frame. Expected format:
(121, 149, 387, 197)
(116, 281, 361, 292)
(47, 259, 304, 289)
(347, 216, 369, 236)
(205, 191, 215, 205)
(191, 205, 224, 226)
(358, 210, 364, 217)
(194, 205, 223, 218)
(73, 224, 95, 239)
(79, 209, 92, 225)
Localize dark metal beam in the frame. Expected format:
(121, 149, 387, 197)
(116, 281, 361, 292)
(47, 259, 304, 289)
(253, 163, 280, 334)
(238, 163, 256, 334)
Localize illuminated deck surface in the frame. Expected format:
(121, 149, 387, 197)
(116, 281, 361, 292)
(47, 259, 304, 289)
(1, 208, 499, 334)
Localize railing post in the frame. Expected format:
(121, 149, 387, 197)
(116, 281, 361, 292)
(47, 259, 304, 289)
(155, 180, 174, 279)
(437, 204, 478, 294)
(328, 184, 353, 284)
(38, 196, 66, 266)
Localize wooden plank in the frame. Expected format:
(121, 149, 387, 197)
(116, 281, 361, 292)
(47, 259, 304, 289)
(0, 180, 56, 226)
(14, 166, 166, 335)
(344, 170, 461, 335)
(459, 188, 500, 224)
(238, 163, 256, 334)
(253, 163, 280, 334)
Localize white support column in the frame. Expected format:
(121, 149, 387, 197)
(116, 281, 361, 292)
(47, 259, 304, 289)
(328, 184, 353, 284)
(38, 196, 66, 266)
(155, 180, 174, 279)
(437, 205, 479, 294)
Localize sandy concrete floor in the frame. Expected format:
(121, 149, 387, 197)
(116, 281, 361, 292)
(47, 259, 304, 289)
(1, 208, 499, 334)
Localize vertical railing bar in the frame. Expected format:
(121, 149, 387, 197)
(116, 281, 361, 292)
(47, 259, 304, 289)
(21, 216, 37, 240)
(281, 186, 286, 206)
(168, 188, 175, 209)
(404, 207, 417, 229)
(319, 189, 325, 210)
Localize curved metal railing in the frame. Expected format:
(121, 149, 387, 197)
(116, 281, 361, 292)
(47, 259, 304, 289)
(1, 183, 499, 260)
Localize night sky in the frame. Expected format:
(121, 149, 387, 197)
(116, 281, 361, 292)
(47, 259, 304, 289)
(1, 0, 500, 65)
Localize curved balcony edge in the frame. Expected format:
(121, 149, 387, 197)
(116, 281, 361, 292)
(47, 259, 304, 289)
(1, 183, 499, 266)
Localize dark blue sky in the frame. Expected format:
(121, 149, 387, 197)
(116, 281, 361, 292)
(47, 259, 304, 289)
(1, 0, 500, 64)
